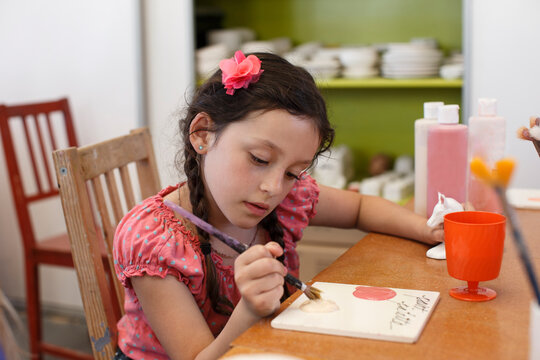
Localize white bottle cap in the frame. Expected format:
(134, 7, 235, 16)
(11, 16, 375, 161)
(478, 98, 497, 116)
(438, 104, 460, 124)
(424, 102, 444, 119)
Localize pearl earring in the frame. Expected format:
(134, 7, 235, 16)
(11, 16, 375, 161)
(198, 145, 203, 150)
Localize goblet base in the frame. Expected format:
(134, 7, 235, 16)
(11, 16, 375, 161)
(449, 281, 497, 302)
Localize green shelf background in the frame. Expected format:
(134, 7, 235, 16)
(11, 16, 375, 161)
(196, 0, 463, 178)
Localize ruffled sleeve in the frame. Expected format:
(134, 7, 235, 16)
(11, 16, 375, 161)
(276, 174, 320, 243)
(113, 187, 205, 296)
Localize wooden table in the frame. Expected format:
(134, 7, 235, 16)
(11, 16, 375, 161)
(223, 209, 539, 359)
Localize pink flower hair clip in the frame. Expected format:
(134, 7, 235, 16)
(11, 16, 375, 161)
(219, 50, 263, 95)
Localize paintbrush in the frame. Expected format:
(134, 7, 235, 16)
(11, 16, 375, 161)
(470, 157, 540, 305)
(163, 200, 322, 300)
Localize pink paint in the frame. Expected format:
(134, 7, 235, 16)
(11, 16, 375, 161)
(426, 105, 468, 218)
(353, 286, 397, 301)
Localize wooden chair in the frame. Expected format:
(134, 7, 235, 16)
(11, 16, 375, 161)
(0, 98, 94, 360)
(53, 128, 161, 359)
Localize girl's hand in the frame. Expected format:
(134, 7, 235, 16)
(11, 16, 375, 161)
(234, 242, 287, 317)
(423, 223, 445, 245)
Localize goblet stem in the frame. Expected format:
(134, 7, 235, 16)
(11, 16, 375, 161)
(467, 281, 479, 293)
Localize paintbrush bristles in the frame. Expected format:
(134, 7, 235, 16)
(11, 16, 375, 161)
(304, 285, 322, 300)
(470, 157, 516, 188)
(470, 157, 494, 185)
(517, 126, 532, 140)
(494, 158, 516, 188)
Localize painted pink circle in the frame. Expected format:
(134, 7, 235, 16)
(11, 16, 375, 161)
(353, 286, 397, 301)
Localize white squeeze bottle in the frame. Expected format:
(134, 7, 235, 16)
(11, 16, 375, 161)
(467, 98, 505, 212)
(414, 101, 444, 217)
(426, 105, 468, 218)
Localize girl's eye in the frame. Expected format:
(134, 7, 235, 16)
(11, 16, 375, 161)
(250, 154, 300, 180)
(250, 154, 268, 165)
(286, 172, 301, 180)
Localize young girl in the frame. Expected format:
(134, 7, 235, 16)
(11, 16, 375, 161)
(113, 51, 443, 360)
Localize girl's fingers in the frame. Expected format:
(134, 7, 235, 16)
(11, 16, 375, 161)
(235, 242, 283, 267)
(244, 283, 284, 317)
(264, 241, 284, 258)
(238, 272, 285, 296)
(236, 256, 287, 281)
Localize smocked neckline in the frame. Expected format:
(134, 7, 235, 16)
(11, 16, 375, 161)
(154, 184, 201, 251)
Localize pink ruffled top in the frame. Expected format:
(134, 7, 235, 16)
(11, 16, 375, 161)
(113, 175, 319, 360)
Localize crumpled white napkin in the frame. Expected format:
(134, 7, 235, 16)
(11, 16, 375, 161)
(426, 192, 464, 259)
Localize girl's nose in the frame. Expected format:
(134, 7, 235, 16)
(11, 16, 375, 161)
(259, 170, 284, 196)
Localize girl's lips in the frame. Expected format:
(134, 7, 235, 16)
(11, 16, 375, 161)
(244, 201, 269, 216)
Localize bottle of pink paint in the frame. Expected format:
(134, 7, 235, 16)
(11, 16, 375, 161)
(426, 105, 468, 218)
(467, 98, 505, 213)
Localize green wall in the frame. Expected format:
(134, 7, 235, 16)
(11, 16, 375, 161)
(196, 0, 463, 178)
(197, 0, 462, 53)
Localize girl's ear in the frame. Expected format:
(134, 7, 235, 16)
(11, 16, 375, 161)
(189, 112, 215, 154)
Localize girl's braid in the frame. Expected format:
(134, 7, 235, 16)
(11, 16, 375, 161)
(260, 210, 290, 301)
(183, 142, 233, 315)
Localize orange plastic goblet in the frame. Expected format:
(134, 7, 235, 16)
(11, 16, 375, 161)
(444, 211, 506, 301)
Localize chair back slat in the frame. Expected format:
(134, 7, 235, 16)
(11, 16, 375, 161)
(119, 165, 136, 211)
(104, 170, 124, 225)
(53, 128, 160, 359)
(45, 113, 58, 149)
(21, 116, 44, 194)
(34, 113, 54, 191)
(91, 177, 115, 249)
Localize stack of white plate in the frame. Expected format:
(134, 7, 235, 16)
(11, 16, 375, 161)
(381, 43, 442, 79)
(339, 46, 379, 79)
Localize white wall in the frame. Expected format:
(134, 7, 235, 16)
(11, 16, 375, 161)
(0, 0, 195, 309)
(465, 0, 540, 189)
(144, 0, 195, 187)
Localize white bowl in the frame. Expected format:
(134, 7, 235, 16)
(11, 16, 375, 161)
(439, 63, 464, 79)
(283, 51, 307, 66)
(339, 47, 378, 67)
(207, 29, 245, 53)
(270, 37, 292, 54)
(313, 47, 343, 61)
(241, 41, 278, 54)
(196, 43, 230, 61)
(293, 41, 322, 57)
(410, 37, 439, 49)
(232, 27, 256, 42)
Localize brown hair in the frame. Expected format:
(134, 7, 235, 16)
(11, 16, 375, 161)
(177, 52, 334, 315)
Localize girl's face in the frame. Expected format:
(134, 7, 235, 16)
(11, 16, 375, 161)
(202, 109, 320, 229)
